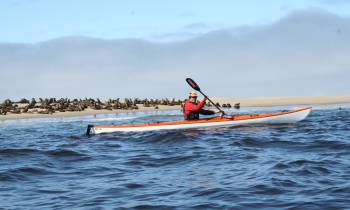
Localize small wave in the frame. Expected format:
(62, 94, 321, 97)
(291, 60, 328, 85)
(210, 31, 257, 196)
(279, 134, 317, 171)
(271, 178, 299, 188)
(288, 159, 319, 166)
(189, 203, 223, 209)
(0, 148, 38, 156)
(45, 149, 90, 160)
(12, 166, 49, 175)
(272, 163, 289, 170)
(145, 131, 192, 143)
(122, 183, 145, 189)
(125, 154, 197, 167)
(272, 159, 333, 174)
(310, 166, 330, 175)
(239, 137, 269, 147)
(0, 166, 52, 181)
(35, 189, 68, 194)
(128, 204, 177, 209)
(191, 188, 222, 197)
(68, 135, 82, 140)
(293, 168, 316, 176)
(307, 140, 350, 151)
(250, 184, 286, 195)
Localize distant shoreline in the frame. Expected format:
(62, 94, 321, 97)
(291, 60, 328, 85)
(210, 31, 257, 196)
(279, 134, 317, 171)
(214, 96, 350, 107)
(0, 105, 181, 121)
(1, 96, 349, 121)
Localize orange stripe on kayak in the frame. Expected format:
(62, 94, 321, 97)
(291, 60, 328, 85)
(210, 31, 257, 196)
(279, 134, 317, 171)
(93, 107, 312, 129)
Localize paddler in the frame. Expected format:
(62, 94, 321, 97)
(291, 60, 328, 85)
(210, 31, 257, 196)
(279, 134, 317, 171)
(183, 91, 215, 120)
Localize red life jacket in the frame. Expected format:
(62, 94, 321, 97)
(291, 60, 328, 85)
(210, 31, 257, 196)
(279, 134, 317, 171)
(183, 99, 206, 120)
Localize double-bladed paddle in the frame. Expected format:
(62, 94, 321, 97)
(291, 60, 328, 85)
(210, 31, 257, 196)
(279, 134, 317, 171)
(186, 78, 225, 115)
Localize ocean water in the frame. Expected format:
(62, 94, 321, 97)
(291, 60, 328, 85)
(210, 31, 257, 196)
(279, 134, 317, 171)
(0, 105, 349, 209)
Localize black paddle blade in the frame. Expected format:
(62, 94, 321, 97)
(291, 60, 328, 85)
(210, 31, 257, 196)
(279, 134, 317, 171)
(186, 78, 201, 91)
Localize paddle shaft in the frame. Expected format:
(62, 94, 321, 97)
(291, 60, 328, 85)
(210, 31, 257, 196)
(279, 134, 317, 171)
(198, 90, 225, 114)
(186, 78, 225, 115)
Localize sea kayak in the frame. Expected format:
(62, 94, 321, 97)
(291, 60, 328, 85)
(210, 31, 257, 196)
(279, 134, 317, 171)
(86, 107, 311, 135)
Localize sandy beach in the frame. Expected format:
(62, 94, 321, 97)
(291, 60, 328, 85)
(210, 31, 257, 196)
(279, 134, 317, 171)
(214, 96, 350, 107)
(0, 105, 181, 121)
(1, 96, 349, 121)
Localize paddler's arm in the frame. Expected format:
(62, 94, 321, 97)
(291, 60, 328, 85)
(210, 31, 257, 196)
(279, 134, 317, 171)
(187, 98, 207, 111)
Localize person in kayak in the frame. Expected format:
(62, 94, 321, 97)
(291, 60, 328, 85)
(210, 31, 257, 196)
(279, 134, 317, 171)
(183, 92, 215, 120)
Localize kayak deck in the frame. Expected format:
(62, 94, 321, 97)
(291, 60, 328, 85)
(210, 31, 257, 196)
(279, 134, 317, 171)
(87, 107, 312, 135)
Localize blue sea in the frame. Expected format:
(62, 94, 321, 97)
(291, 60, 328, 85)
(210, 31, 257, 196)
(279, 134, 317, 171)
(1, 105, 349, 209)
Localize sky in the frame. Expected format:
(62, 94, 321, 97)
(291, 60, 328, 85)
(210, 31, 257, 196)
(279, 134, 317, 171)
(1, 0, 350, 43)
(1, 0, 350, 100)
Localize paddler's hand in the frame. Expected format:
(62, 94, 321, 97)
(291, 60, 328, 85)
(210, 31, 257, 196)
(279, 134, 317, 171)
(216, 110, 225, 117)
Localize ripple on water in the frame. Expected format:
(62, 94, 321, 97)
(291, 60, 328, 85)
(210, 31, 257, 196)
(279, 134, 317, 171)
(0, 166, 52, 182)
(0, 148, 38, 156)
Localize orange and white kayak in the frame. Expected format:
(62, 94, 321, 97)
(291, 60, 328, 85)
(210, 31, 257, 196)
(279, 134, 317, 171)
(86, 107, 311, 135)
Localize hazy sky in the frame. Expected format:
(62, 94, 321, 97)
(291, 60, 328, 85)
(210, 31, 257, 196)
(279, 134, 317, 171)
(0, 1, 350, 100)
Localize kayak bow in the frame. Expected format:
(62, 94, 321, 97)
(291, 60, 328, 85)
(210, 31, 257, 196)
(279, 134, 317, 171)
(86, 107, 311, 135)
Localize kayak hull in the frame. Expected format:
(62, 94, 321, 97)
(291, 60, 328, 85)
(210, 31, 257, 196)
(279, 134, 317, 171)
(87, 107, 311, 135)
